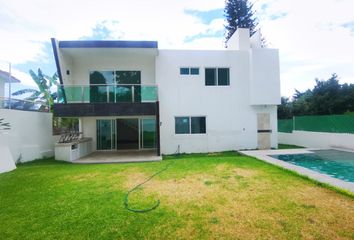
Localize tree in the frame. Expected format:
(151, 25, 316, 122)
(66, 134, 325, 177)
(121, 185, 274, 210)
(279, 73, 354, 117)
(224, 0, 259, 42)
(11, 69, 59, 109)
(277, 97, 293, 119)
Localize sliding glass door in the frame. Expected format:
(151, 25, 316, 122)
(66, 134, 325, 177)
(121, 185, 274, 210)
(140, 119, 156, 149)
(96, 118, 156, 150)
(96, 119, 116, 150)
(116, 119, 139, 150)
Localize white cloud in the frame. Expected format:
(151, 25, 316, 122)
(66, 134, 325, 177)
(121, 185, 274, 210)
(253, 0, 354, 97)
(1, 0, 354, 97)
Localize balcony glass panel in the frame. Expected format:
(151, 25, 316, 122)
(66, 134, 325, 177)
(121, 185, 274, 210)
(57, 85, 157, 103)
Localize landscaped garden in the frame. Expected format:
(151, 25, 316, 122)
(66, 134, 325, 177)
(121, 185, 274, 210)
(1, 152, 353, 239)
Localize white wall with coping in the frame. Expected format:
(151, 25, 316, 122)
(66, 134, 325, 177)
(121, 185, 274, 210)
(0, 144, 16, 173)
(279, 131, 354, 150)
(0, 109, 54, 162)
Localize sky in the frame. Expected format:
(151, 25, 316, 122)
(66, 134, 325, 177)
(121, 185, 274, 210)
(0, 0, 354, 98)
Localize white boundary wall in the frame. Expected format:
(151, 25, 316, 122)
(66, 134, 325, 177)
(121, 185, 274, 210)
(279, 131, 354, 150)
(0, 109, 54, 164)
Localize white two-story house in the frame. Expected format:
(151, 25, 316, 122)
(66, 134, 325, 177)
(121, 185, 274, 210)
(52, 28, 280, 160)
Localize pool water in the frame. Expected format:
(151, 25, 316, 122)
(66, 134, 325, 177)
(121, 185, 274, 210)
(270, 150, 354, 182)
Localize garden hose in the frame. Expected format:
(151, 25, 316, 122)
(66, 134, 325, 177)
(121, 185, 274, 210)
(124, 146, 180, 213)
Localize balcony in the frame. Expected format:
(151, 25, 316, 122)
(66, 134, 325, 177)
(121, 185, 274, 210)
(53, 84, 158, 117)
(57, 84, 158, 103)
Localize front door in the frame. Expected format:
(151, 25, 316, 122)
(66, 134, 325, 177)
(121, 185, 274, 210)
(116, 118, 139, 150)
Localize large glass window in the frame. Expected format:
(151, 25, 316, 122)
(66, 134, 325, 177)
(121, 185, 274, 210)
(191, 117, 206, 134)
(205, 68, 230, 86)
(175, 116, 206, 134)
(90, 71, 115, 103)
(97, 119, 115, 150)
(116, 71, 141, 84)
(175, 117, 190, 134)
(205, 68, 216, 85)
(140, 119, 156, 148)
(218, 68, 230, 85)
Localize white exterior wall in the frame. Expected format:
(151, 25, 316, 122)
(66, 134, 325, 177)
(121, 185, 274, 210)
(0, 109, 54, 162)
(61, 50, 156, 85)
(250, 49, 281, 105)
(279, 131, 354, 150)
(156, 50, 278, 154)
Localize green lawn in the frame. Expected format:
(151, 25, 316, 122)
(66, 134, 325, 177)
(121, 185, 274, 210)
(1, 152, 353, 239)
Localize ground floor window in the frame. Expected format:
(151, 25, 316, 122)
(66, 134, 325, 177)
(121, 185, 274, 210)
(175, 116, 206, 134)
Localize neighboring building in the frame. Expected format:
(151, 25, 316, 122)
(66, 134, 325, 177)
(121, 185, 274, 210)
(52, 28, 280, 159)
(0, 70, 21, 98)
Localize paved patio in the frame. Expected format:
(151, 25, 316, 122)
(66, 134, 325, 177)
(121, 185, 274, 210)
(240, 148, 354, 193)
(74, 150, 162, 164)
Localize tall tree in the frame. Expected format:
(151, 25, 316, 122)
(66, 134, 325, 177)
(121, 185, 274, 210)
(224, 0, 258, 42)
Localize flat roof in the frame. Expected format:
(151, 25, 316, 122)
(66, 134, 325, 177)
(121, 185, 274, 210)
(58, 40, 158, 49)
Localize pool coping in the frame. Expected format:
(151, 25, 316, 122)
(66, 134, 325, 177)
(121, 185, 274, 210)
(239, 148, 354, 193)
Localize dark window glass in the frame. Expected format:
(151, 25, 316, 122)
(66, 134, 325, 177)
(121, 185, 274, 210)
(191, 117, 206, 134)
(116, 71, 141, 84)
(90, 71, 115, 85)
(205, 68, 216, 85)
(190, 68, 199, 75)
(175, 117, 190, 134)
(218, 68, 230, 86)
(180, 68, 190, 75)
(89, 71, 114, 103)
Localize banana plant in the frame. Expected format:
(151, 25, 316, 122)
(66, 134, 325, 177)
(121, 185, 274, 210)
(11, 69, 59, 109)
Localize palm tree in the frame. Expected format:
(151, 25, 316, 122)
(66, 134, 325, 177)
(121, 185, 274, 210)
(11, 69, 58, 110)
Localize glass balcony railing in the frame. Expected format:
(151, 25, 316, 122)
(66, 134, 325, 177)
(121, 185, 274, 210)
(0, 97, 49, 112)
(57, 84, 158, 103)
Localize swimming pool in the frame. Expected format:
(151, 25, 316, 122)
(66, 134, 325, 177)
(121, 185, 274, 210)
(270, 149, 354, 183)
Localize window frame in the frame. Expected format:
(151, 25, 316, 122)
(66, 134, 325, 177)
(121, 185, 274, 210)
(179, 67, 200, 76)
(204, 67, 230, 86)
(175, 116, 207, 135)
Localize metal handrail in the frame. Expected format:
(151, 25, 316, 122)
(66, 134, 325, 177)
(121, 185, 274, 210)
(0, 97, 49, 112)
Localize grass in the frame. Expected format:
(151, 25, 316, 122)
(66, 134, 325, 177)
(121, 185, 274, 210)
(1, 152, 353, 239)
(278, 144, 305, 149)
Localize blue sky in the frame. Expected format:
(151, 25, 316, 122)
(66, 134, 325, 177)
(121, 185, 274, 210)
(1, 0, 354, 98)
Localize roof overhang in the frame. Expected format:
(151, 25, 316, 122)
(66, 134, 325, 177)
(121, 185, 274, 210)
(58, 40, 158, 49)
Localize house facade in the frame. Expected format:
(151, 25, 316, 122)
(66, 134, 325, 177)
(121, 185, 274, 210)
(52, 28, 280, 158)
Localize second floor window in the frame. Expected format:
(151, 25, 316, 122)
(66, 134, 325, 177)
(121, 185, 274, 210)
(205, 68, 230, 86)
(180, 67, 200, 75)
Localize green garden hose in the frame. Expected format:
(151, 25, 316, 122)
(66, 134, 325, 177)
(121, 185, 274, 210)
(124, 161, 174, 213)
(124, 147, 180, 213)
